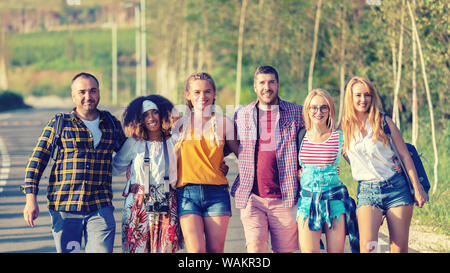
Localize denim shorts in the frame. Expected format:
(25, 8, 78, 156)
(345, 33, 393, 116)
(176, 184, 232, 217)
(357, 173, 414, 214)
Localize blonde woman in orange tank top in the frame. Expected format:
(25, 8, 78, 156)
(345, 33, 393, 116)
(174, 72, 239, 253)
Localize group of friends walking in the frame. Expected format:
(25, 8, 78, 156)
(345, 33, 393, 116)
(21, 65, 427, 253)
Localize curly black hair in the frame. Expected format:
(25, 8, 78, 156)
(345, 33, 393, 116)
(122, 94, 174, 140)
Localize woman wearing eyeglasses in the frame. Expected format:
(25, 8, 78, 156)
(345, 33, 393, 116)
(296, 89, 359, 253)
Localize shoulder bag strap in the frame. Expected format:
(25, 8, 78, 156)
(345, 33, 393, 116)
(51, 113, 64, 161)
(143, 136, 170, 197)
(143, 142, 150, 196)
(162, 135, 170, 194)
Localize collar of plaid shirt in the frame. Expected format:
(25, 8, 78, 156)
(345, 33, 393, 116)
(231, 98, 304, 209)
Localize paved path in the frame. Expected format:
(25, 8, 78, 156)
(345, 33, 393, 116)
(0, 106, 398, 253)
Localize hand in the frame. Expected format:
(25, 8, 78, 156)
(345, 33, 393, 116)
(170, 108, 182, 123)
(414, 184, 428, 208)
(298, 167, 303, 181)
(23, 194, 39, 227)
(393, 159, 402, 173)
(220, 161, 229, 176)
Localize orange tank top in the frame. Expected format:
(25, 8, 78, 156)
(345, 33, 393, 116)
(176, 125, 228, 187)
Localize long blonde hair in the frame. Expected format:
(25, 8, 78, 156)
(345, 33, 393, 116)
(303, 88, 336, 131)
(341, 76, 388, 152)
(174, 72, 221, 151)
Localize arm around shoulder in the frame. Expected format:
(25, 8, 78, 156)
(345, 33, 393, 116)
(224, 115, 239, 157)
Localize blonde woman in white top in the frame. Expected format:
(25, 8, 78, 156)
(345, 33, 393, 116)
(341, 76, 427, 253)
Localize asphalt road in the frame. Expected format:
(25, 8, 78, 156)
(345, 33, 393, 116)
(0, 106, 396, 253)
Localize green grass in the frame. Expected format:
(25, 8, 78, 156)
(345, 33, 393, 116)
(7, 29, 138, 102)
(8, 28, 135, 71)
(340, 120, 449, 235)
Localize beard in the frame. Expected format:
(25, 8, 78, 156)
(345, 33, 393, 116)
(258, 91, 278, 106)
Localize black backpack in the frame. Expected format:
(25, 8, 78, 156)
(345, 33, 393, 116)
(382, 114, 430, 197)
(50, 111, 120, 161)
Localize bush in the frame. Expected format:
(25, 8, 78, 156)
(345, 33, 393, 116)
(0, 90, 30, 112)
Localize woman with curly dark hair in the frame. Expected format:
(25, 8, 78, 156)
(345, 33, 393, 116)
(113, 94, 183, 253)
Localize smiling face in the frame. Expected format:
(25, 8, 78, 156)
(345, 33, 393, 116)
(254, 73, 280, 107)
(309, 95, 330, 127)
(352, 82, 373, 114)
(71, 76, 100, 116)
(143, 109, 161, 134)
(185, 79, 216, 112)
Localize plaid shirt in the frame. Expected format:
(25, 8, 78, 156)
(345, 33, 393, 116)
(231, 99, 304, 209)
(22, 109, 126, 212)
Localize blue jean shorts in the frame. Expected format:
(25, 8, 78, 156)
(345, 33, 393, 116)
(176, 184, 232, 217)
(357, 173, 414, 214)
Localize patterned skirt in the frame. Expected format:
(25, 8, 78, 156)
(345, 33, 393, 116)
(122, 184, 184, 253)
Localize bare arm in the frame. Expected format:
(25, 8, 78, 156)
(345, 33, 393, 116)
(224, 116, 239, 158)
(386, 116, 427, 207)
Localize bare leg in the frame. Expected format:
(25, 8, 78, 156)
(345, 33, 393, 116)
(204, 215, 230, 253)
(298, 217, 322, 253)
(180, 214, 206, 253)
(386, 205, 413, 253)
(324, 214, 346, 253)
(357, 205, 383, 253)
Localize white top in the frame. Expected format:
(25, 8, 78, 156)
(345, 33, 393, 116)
(346, 119, 396, 182)
(81, 116, 102, 148)
(112, 137, 177, 190)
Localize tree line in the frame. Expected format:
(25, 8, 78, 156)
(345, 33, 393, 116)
(0, 0, 447, 193)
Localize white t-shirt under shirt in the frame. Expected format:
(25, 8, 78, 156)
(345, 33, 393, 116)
(346, 119, 396, 182)
(81, 116, 102, 148)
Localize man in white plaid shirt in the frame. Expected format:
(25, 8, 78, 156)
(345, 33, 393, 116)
(231, 66, 304, 253)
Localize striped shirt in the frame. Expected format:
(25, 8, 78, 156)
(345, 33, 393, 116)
(231, 99, 304, 209)
(22, 109, 127, 212)
(300, 129, 340, 167)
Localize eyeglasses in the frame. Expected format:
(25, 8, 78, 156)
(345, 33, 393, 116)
(309, 105, 329, 114)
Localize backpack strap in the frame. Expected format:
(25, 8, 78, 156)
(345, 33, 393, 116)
(50, 113, 64, 161)
(297, 127, 307, 166)
(382, 113, 391, 137)
(332, 129, 343, 168)
(383, 114, 412, 185)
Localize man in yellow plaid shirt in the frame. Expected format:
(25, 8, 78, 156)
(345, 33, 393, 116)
(22, 72, 126, 253)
